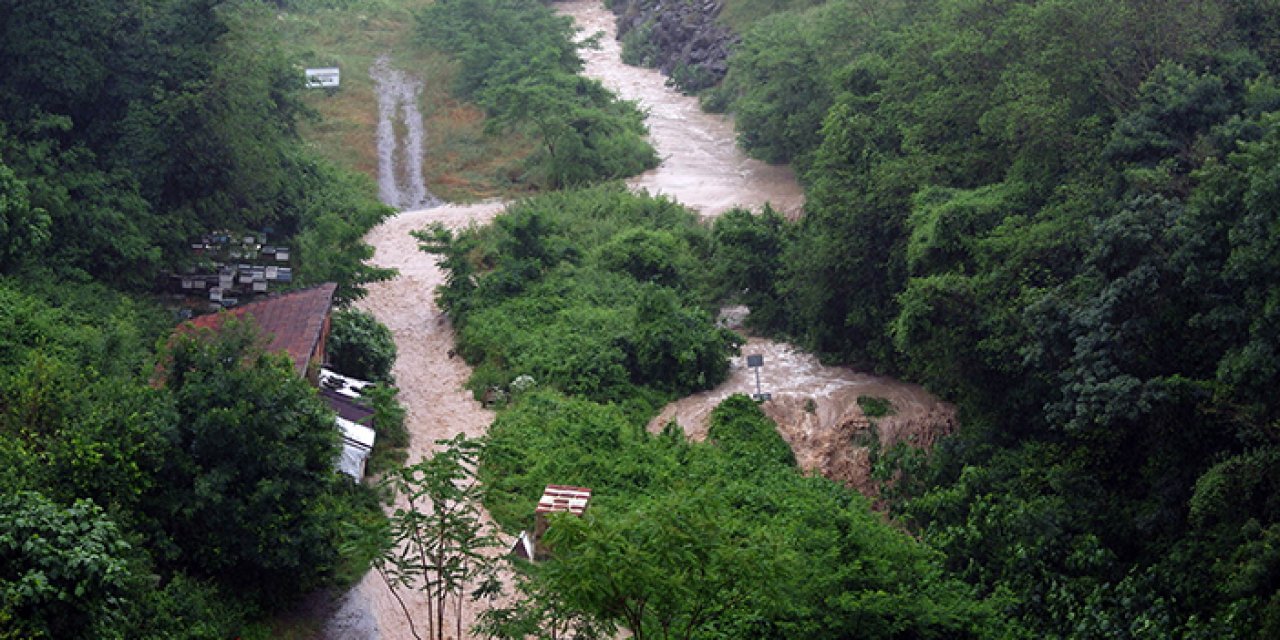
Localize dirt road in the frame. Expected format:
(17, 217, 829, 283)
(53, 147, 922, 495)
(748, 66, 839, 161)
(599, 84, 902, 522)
(325, 203, 506, 640)
(371, 55, 440, 211)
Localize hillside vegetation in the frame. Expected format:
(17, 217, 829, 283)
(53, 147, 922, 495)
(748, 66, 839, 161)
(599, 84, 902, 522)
(9, 0, 1280, 636)
(0, 0, 402, 636)
(423, 184, 1012, 638)
(0, 0, 661, 636)
(695, 0, 1280, 635)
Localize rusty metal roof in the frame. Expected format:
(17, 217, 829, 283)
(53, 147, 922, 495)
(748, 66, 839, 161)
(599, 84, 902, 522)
(187, 283, 337, 377)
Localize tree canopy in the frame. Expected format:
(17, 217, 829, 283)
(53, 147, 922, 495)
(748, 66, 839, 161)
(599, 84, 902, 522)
(701, 0, 1280, 633)
(427, 186, 1010, 637)
(0, 0, 397, 632)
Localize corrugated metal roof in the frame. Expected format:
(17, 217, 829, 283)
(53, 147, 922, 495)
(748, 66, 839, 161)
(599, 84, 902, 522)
(186, 283, 336, 377)
(320, 387, 375, 426)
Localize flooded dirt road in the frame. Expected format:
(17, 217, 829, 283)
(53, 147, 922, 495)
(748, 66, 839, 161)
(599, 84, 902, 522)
(371, 56, 440, 211)
(335, 1, 954, 637)
(328, 203, 506, 640)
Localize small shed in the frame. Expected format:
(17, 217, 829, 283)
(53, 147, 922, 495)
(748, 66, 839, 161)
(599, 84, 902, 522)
(529, 485, 592, 560)
(320, 375, 378, 482)
(336, 416, 375, 481)
(536, 485, 592, 517)
(305, 68, 340, 88)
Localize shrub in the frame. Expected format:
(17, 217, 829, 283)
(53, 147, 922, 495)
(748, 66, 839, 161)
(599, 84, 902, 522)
(327, 308, 396, 383)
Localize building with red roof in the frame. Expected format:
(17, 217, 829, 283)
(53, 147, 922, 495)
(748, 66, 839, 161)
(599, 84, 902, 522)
(186, 283, 337, 381)
(175, 283, 380, 481)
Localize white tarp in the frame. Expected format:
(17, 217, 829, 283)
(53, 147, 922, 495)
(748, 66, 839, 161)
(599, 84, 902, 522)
(336, 416, 375, 481)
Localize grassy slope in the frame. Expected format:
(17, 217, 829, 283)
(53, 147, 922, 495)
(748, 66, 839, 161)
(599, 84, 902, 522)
(271, 0, 536, 202)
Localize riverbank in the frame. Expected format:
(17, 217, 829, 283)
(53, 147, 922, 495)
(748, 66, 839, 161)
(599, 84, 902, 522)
(561, 0, 804, 218)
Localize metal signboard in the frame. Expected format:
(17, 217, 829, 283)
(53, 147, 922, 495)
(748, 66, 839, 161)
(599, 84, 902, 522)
(305, 67, 340, 88)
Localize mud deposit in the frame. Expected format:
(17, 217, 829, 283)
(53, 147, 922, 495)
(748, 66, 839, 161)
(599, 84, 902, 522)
(648, 334, 957, 495)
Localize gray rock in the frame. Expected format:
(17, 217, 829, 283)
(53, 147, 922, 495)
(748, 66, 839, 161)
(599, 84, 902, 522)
(612, 0, 738, 93)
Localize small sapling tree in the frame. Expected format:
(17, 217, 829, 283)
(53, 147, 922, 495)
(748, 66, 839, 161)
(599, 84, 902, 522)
(377, 435, 501, 640)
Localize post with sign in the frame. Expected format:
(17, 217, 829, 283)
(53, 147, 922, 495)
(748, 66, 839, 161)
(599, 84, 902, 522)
(746, 354, 770, 402)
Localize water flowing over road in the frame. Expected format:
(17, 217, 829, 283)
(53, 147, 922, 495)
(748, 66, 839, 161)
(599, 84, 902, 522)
(327, 203, 506, 640)
(371, 55, 441, 211)
(332, 1, 954, 637)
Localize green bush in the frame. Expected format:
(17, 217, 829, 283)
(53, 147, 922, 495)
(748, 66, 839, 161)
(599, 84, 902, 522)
(158, 318, 345, 606)
(620, 21, 660, 67)
(363, 382, 409, 473)
(418, 0, 656, 187)
(0, 491, 135, 639)
(708, 393, 796, 467)
(327, 308, 396, 383)
(857, 395, 894, 418)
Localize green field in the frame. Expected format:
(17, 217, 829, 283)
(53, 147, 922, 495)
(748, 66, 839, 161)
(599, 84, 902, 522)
(273, 0, 536, 201)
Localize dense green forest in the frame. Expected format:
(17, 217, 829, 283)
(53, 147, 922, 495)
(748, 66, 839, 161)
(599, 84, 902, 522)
(692, 0, 1280, 635)
(10, 0, 1280, 636)
(0, 0, 402, 636)
(423, 184, 1011, 637)
(0, 0, 657, 636)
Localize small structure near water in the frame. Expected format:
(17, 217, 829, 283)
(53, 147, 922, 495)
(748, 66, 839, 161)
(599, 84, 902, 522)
(175, 284, 377, 481)
(511, 485, 593, 561)
(320, 367, 378, 481)
(172, 231, 293, 311)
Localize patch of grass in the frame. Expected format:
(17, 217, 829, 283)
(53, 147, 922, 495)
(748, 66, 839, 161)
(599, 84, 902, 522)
(857, 395, 895, 419)
(719, 0, 825, 32)
(271, 0, 535, 201)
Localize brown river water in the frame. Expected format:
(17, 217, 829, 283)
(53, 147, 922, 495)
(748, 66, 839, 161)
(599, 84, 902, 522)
(324, 1, 953, 637)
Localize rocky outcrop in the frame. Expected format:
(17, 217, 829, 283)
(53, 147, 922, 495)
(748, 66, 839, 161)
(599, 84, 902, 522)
(610, 0, 737, 93)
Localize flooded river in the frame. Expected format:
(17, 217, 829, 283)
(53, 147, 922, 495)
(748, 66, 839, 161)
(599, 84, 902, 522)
(560, 0, 805, 218)
(333, 1, 953, 637)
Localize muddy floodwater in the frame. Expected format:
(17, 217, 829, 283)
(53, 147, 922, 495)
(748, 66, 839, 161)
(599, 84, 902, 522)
(330, 1, 954, 637)
(371, 56, 439, 211)
(561, 0, 805, 218)
(649, 331, 956, 494)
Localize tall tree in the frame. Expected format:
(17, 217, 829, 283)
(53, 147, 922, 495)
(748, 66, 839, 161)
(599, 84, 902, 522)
(157, 317, 343, 606)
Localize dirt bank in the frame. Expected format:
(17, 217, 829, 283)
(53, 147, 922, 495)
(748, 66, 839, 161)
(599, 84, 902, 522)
(648, 333, 958, 496)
